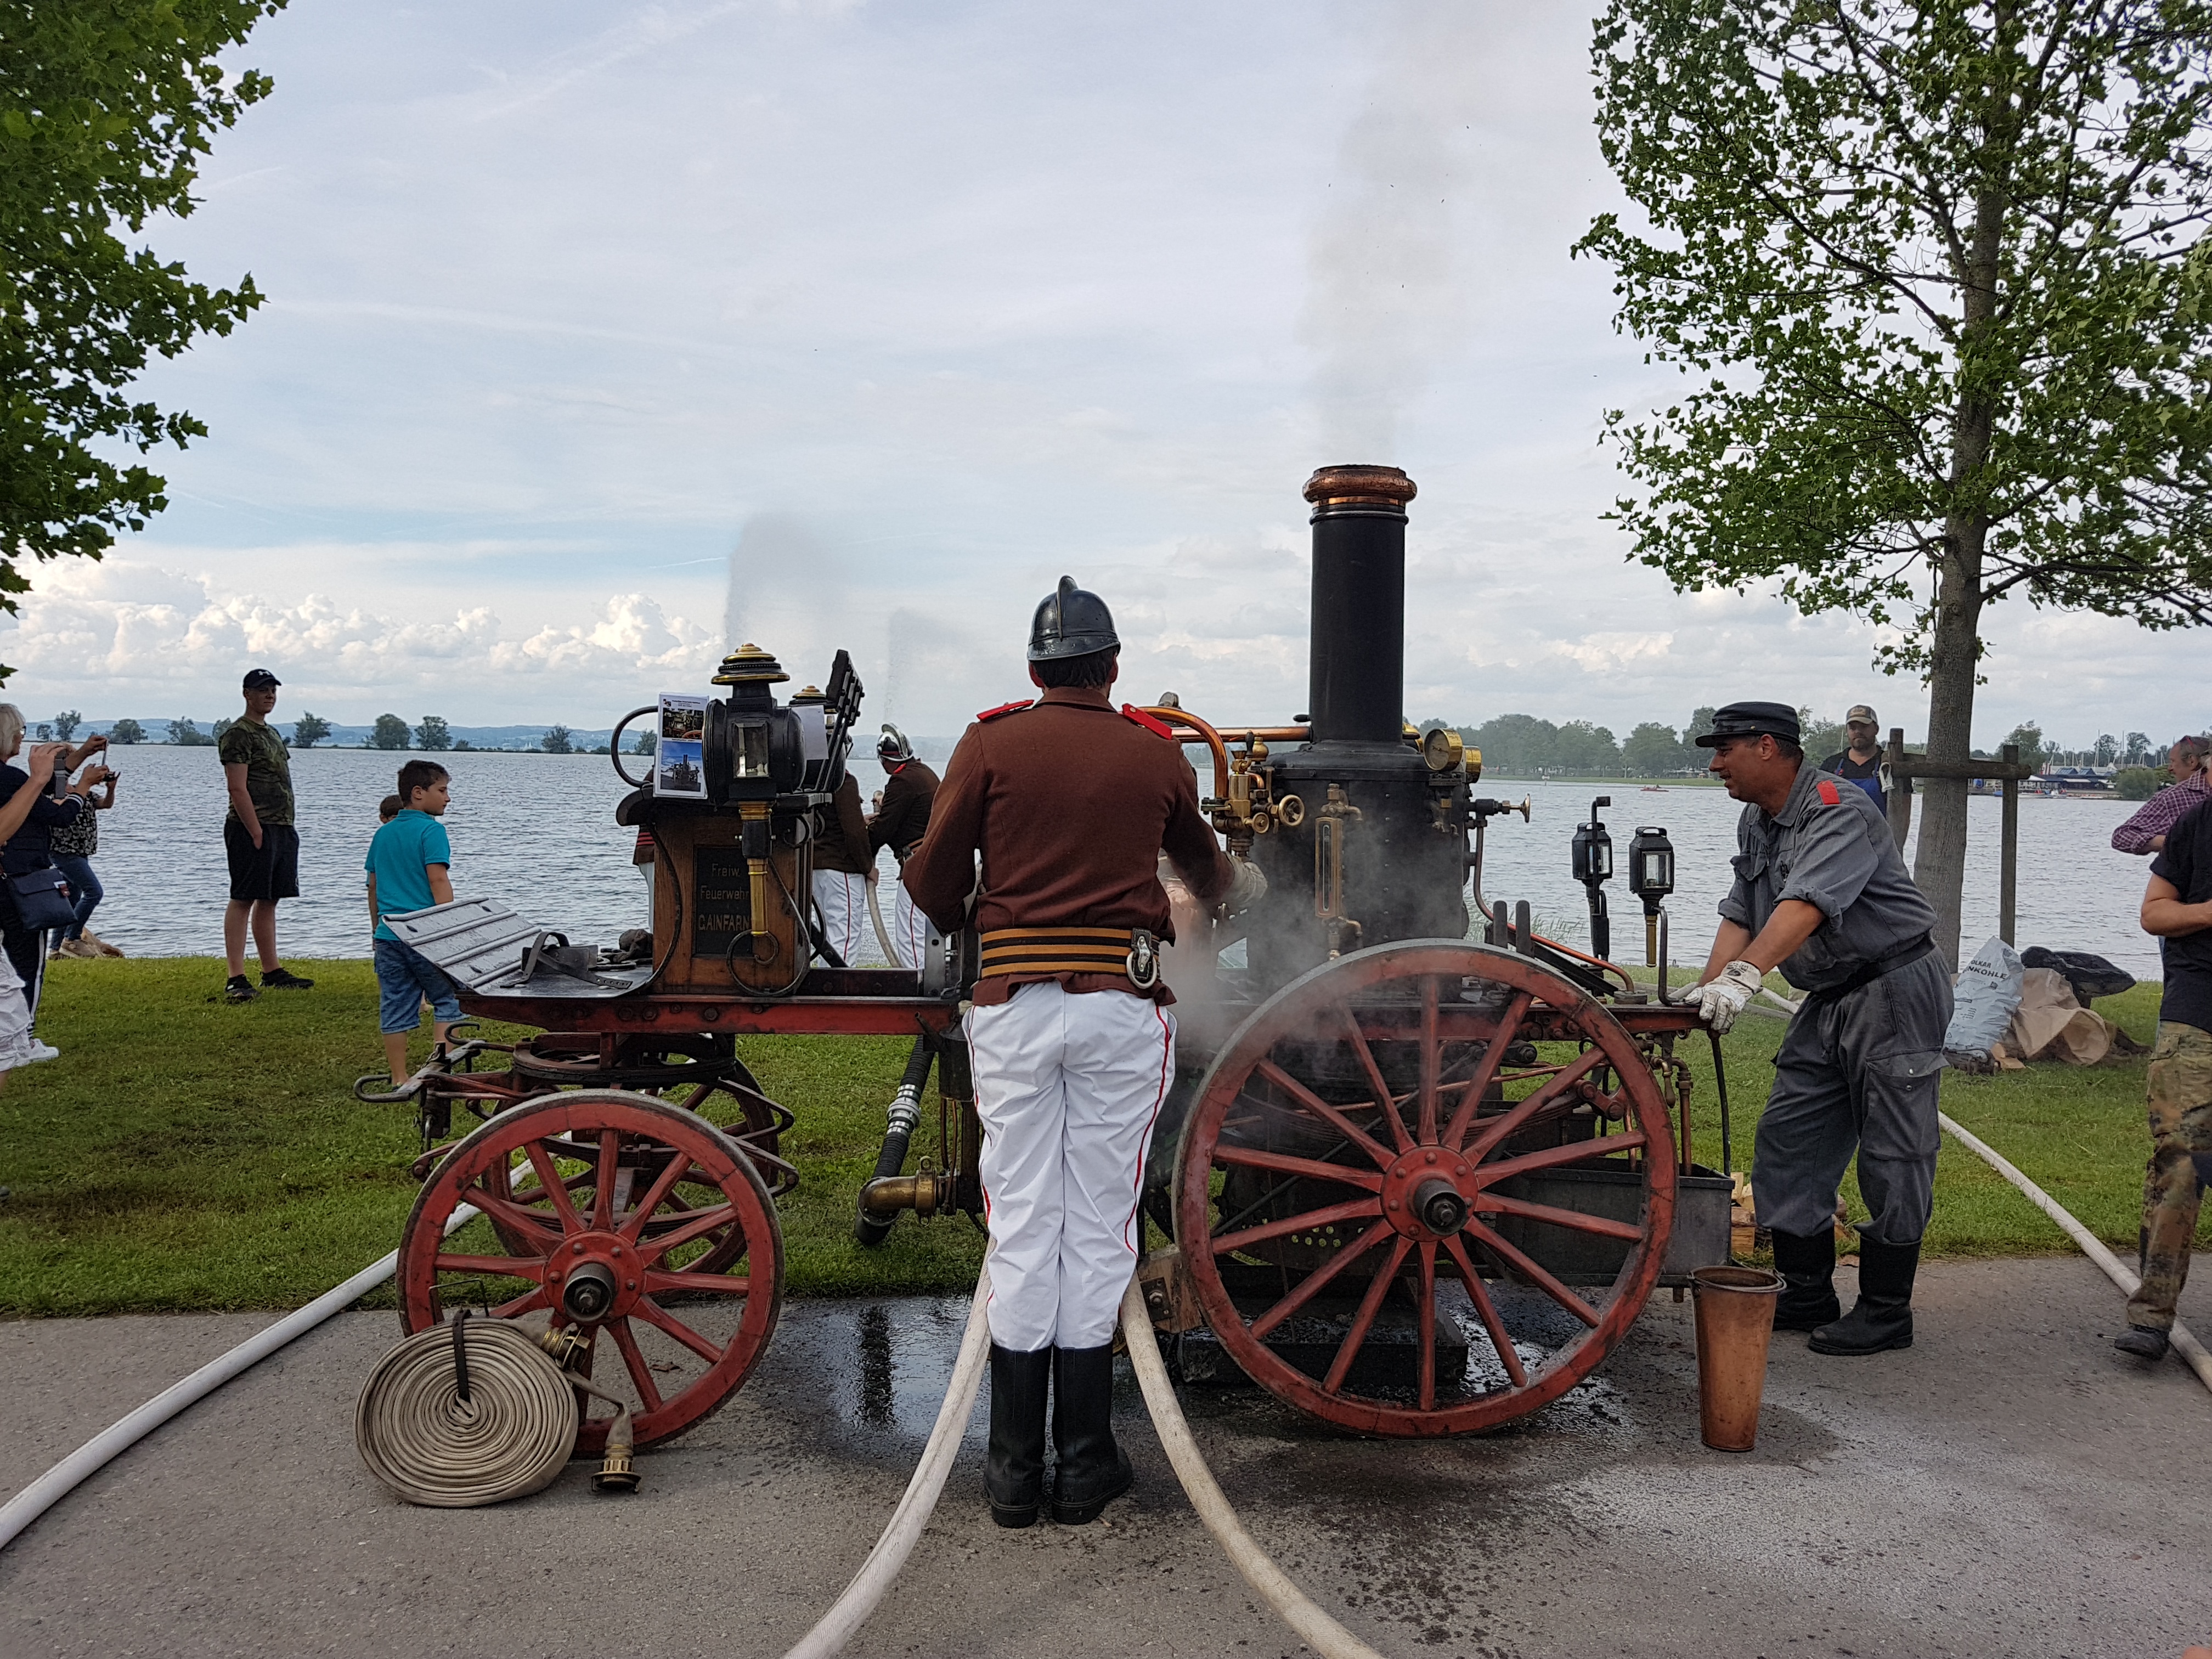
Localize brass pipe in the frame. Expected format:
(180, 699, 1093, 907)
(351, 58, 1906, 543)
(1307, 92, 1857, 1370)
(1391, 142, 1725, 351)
(860, 1170, 947, 1221)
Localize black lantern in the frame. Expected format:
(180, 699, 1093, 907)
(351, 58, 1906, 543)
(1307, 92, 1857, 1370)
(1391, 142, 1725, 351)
(1569, 796, 1613, 961)
(1627, 825, 1675, 966)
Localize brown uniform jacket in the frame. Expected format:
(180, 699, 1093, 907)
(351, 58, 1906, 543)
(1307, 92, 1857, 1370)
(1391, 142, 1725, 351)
(903, 686, 1233, 1005)
(813, 776, 873, 874)
(868, 759, 939, 859)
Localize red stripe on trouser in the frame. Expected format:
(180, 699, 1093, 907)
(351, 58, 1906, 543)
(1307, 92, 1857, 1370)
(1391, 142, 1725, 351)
(970, 981, 1171, 1351)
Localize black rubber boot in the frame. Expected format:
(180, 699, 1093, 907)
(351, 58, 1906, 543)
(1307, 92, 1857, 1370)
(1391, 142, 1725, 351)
(1769, 1227, 1841, 1331)
(1809, 1235, 1918, 1355)
(2115, 1325, 2171, 1361)
(1049, 1344, 1133, 1525)
(985, 1344, 1051, 1528)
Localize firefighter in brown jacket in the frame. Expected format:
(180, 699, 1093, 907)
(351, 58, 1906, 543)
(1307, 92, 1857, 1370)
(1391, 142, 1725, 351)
(867, 725, 939, 968)
(904, 576, 1263, 1529)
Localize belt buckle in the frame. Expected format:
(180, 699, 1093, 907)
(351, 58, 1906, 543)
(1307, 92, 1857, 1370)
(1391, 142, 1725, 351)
(1127, 928, 1161, 991)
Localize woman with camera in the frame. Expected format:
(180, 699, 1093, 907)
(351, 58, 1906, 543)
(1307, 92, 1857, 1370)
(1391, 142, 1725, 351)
(0, 707, 114, 1062)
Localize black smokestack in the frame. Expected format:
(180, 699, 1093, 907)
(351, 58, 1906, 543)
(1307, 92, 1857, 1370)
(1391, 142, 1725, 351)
(1302, 465, 1416, 746)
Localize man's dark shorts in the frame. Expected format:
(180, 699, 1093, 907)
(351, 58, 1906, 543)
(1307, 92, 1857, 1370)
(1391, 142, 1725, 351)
(224, 821, 300, 902)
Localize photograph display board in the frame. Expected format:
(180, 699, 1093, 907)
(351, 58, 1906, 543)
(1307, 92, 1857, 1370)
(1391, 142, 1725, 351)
(657, 693, 710, 798)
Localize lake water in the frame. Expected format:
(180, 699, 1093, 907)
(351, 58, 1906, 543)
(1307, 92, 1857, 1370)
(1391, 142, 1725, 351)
(52, 748, 2167, 980)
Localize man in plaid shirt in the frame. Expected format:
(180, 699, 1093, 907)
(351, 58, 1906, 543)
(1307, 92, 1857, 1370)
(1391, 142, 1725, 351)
(2113, 737, 2209, 855)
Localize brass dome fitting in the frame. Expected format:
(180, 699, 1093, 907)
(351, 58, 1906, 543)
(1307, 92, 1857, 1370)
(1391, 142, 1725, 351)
(1302, 464, 1417, 517)
(710, 642, 791, 686)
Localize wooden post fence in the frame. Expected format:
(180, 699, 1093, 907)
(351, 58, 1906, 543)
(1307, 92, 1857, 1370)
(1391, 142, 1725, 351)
(1882, 730, 2034, 947)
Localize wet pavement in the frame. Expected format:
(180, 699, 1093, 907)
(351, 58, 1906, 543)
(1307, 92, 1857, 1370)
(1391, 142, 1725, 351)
(2, 1254, 2208, 1659)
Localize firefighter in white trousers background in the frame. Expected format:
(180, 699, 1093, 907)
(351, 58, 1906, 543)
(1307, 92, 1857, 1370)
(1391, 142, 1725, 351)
(904, 577, 1263, 1528)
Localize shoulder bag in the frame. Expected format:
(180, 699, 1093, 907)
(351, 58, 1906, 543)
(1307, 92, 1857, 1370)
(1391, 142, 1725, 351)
(8, 866, 75, 933)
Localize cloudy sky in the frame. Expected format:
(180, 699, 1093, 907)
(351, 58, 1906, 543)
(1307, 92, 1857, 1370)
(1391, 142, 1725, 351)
(4, 0, 2196, 747)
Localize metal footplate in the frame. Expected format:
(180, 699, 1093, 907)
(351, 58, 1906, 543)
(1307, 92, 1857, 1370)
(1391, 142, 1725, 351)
(382, 899, 654, 1000)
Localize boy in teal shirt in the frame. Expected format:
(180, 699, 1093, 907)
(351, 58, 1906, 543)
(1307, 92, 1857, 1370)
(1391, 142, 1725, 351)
(365, 760, 461, 1083)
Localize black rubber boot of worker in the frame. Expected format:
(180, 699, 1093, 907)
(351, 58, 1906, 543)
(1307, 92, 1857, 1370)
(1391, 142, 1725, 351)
(985, 1344, 1051, 1528)
(1768, 1228, 1841, 1331)
(1049, 1344, 1133, 1525)
(1809, 1236, 1918, 1355)
(2115, 1325, 2172, 1361)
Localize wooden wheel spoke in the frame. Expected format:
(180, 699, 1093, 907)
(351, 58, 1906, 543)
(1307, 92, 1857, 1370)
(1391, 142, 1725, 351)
(630, 1295, 724, 1364)
(522, 1143, 587, 1233)
(1212, 1143, 1384, 1192)
(1457, 1046, 1609, 1164)
(1440, 991, 1533, 1150)
(1463, 1220, 1600, 1327)
(1254, 1059, 1396, 1171)
(1416, 1240, 1438, 1411)
(1471, 1192, 1646, 1243)
(1417, 977, 1440, 1145)
(489, 1285, 550, 1320)
(1443, 1234, 1528, 1388)
(1323, 1236, 1412, 1394)
(1341, 1005, 1414, 1154)
(618, 1149, 693, 1243)
(642, 1268, 752, 1298)
(1210, 1195, 1381, 1259)
(1475, 1129, 1649, 1188)
(1248, 1216, 1397, 1340)
(466, 1184, 568, 1245)
(592, 1128, 622, 1230)
(637, 1203, 739, 1265)
(435, 1252, 545, 1280)
(607, 1318, 665, 1414)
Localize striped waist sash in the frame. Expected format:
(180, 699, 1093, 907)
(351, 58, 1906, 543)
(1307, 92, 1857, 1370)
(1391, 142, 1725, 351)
(978, 926, 1136, 979)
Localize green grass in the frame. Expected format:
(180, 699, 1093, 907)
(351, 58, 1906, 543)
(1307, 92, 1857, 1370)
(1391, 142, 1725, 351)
(0, 961, 2191, 1317)
(0, 957, 979, 1317)
(1651, 973, 2183, 1257)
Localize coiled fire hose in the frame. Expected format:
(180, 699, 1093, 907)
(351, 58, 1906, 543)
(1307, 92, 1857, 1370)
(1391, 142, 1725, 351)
(779, 1268, 1389, 1659)
(354, 1314, 639, 1506)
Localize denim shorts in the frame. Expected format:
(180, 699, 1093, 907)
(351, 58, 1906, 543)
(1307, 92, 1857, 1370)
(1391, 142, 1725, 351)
(374, 936, 462, 1034)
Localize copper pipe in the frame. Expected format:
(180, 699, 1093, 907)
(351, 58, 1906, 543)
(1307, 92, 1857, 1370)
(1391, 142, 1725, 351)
(1141, 707, 1232, 799)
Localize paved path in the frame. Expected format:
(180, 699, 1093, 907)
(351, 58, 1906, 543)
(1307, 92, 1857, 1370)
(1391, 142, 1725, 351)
(2, 1255, 2207, 1659)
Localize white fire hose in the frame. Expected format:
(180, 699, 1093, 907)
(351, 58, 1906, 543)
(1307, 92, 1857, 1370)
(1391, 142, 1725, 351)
(0, 1203, 478, 1555)
(779, 1268, 1386, 1659)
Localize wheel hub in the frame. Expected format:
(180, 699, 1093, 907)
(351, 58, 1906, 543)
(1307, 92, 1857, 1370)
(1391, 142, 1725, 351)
(1381, 1147, 1473, 1239)
(545, 1231, 643, 1323)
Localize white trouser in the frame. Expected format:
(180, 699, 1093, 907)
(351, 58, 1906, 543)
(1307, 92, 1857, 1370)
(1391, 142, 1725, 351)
(889, 879, 935, 970)
(969, 980, 1175, 1352)
(810, 870, 868, 966)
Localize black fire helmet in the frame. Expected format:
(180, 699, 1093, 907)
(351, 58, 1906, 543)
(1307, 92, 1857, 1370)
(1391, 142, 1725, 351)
(877, 723, 913, 762)
(1026, 575, 1120, 662)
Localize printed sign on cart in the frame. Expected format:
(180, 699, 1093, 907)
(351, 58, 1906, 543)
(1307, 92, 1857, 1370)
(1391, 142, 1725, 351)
(657, 694, 710, 798)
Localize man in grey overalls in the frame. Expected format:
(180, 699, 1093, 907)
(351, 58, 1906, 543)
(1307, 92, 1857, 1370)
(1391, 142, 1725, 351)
(1691, 702, 1952, 1356)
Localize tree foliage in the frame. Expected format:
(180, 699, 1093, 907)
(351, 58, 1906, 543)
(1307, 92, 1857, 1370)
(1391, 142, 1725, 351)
(290, 709, 330, 748)
(369, 713, 410, 751)
(166, 715, 210, 746)
(414, 714, 451, 751)
(1578, 0, 2212, 960)
(540, 724, 574, 755)
(1, 1, 286, 679)
(107, 716, 142, 744)
(51, 708, 80, 740)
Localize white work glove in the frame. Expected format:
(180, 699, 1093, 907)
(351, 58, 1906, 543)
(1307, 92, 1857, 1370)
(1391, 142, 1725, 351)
(1222, 856, 1268, 917)
(1694, 960, 1765, 1035)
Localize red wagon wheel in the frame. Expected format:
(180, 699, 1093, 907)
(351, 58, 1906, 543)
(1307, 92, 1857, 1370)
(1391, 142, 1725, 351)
(1175, 941, 1675, 1436)
(399, 1089, 783, 1453)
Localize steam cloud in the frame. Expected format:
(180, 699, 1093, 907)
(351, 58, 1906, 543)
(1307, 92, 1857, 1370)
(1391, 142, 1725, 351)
(1301, 0, 1487, 460)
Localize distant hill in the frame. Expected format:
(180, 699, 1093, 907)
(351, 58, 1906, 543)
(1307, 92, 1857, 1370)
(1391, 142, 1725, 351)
(73, 720, 961, 761)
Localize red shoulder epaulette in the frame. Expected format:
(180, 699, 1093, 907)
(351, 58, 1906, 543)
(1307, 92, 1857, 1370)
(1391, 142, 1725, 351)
(1119, 703, 1175, 740)
(1816, 778, 1842, 806)
(977, 699, 1033, 723)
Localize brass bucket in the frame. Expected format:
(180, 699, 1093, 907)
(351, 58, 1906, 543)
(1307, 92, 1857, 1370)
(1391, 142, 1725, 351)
(1691, 1265, 1781, 1452)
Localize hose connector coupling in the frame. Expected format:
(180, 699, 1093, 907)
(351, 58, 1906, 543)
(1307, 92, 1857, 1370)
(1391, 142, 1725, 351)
(885, 1084, 923, 1138)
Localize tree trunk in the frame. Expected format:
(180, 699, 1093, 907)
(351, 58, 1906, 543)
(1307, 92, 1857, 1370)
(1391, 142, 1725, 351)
(1912, 529, 1984, 970)
(1912, 12, 2017, 971)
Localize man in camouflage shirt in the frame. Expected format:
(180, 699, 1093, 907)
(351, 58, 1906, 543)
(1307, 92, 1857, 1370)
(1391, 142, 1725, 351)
(2119, 794, 2212, 1361)
(219, 669, 313, 1003)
